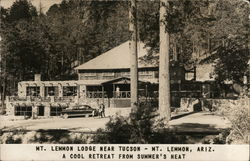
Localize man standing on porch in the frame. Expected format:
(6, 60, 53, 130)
(116, 86, 120, 98)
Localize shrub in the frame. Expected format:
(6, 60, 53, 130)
(0, 130, 90, 144)
(0, 131, 24, 144)
(91, 103, 187, 144)
(91, 116, 133, 143)
(225, 106, 250, 144)
(202, 130, 231, 144)
(215, 103, 249, 144)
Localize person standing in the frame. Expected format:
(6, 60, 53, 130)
(102, 103, 105, 118)
(100, 103, 105, 118)
(116, 86, 120, 98)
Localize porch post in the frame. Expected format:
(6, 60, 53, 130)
(102, 85, 104, 104)
(40, 85, 45, 98)
(58, 83, 63, 98)
(77, 84, 80, 103)
(113, 84, 115, 98)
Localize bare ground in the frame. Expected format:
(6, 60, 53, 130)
(1, 111, 231, 133)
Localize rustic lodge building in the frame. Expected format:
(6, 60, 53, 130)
(6, 41, 217, 119)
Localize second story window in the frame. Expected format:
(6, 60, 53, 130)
(120, 71, 130, 77)
(154, 71, 159, 78)
(139, 70, 153, 79)
(84, 72, 97, 80)
(103, 72, 115, 79)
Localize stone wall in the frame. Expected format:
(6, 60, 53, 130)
(78, 98, 132, 108)
(180, 98, 199, 112)
(5, 95, 133, 119)
(6, 101, 52, 119)
(79, 98, 109, 109)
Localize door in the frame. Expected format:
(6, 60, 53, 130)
(38, 106, 45, 116)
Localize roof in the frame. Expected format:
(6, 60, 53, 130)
(75, 41, 156, 70)
(19, 80, 78, 86)
(101, 77, 150, 85)
(77, 80, 109, 85)
(78, 77, 157, 85)
(196, 63, 215, 82)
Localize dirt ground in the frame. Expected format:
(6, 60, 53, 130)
(0, 111, 231, 132)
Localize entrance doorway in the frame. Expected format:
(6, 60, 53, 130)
(38, 106, 45, 116)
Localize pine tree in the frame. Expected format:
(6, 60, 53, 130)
(159, 0, 171, 123)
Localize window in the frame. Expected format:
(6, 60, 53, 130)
(103, 72, 115, 79)
(15, 106, 32, 116)
(84, 72, 97, 80)
(121, 71, 130, 77)
(103, 72, 114, 76)
(79, 74, 85, 80)
(85, 72, 97, 76)
(63, 86, 77, 96)
(26, 87, 40, 96)
(139, 70, 150, 75)
(139, 70, 153, 79)
(45, 86, 58, 96)
(50, 106, 62, 116)
(154, 71, 159, 78)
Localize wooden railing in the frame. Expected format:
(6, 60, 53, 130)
(113, 91, 131, 98)
(86, 92, 107, 98)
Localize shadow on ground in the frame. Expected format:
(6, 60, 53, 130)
(170, 122, 230, 144)
(171, 111, 198, 120)
(171, 123, 227, 135)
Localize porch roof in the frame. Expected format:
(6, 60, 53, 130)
(78, 80, 109, 85)
(101, 77, 150, 85)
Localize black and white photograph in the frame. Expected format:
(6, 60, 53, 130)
(0, 0, 249, 160)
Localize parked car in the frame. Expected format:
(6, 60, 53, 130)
(61, 105, 98, 118)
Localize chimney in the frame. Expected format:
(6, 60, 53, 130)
(34, 74, 41, 81)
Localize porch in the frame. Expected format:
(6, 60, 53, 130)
(85, 77, 153, 107)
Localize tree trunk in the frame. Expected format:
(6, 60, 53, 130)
(173, 39, 177, 61)
(1, 69, 6, 114)
(61, 51, 64, 79)
(1, 78, 6, 114)
(207, 37, 210, 53)
(1, 50, 7, 114)
(129, 0, 138, 115)
(159, 0, 171, 122)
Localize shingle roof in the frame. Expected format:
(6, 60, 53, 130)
(75, 41, 156, 70)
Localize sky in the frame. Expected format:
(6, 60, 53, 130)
(0, 0, 62, 13)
